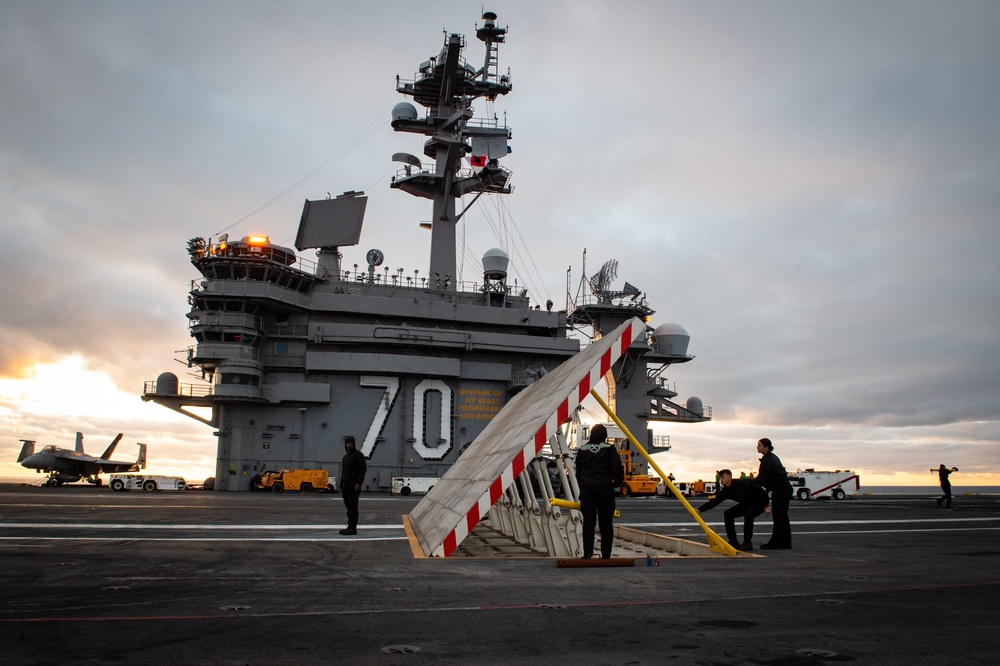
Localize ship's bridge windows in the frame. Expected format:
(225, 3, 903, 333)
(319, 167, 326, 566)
(213, 372, 260, 387)
(223, 332, 254, 344)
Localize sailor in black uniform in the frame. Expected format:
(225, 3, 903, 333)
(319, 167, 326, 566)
(696, 469, 768, 551)
(755, 438, 794, 550)
(575, 424, 625, 559)
(936, 464, 958, 507)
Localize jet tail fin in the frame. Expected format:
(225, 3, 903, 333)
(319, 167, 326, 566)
(17, 440, 35, 463)
(100, 434, 124, 460)
(75, 432, 84, 453)
(134, 443, 147, 470)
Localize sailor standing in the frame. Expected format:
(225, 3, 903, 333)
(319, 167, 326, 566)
(755, 438, 794, 550)
(575, 424, 625, 559)
(339, 436, 367, 535)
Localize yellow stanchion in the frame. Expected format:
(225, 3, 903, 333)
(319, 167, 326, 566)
(588, 388, 738, 556)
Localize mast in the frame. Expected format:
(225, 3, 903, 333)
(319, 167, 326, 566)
(391, 11, 513, 291)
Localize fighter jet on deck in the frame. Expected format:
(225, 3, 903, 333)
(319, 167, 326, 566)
(17, 433, 147, 487)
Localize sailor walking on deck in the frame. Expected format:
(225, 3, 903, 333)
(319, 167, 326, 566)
(935, 464, 958, 508)
(755, 438, 794, 550)
(339, 436, 366, 535)
(575, 424, 625, 559)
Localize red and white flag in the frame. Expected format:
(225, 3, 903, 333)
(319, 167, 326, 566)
(468, 154, 488, 172)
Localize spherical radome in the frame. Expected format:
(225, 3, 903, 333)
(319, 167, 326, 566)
(686, 396, 704, 416)
(652, 323, 690, 356)
(392, 102, 418, 121)
(155, 372, 179, 395)
(482, 247, 509, 278)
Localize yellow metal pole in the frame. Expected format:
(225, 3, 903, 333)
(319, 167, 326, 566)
(589, 388, 738, 556)
(549, 497, 619, 518)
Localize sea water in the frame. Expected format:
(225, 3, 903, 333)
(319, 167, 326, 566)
(862, 485, 1000, 496)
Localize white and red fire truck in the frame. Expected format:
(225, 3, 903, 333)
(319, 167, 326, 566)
(787, 469, 860, 500)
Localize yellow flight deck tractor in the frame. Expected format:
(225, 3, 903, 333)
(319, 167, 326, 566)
(253, 469, 333, 493)
(616, 449, 660, 497)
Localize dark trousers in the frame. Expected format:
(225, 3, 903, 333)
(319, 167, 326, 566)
(579, 485, 616, 558)
(724, 501, 766, 544)
(342, 487, 361, 528)
(938, 485, 952, 507)
(767, 488, 793, 548)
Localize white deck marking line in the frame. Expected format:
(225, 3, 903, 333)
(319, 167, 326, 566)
(2, 517, 996, 531)
(3, 527, 998, 543)
(0, 536, 409, 542)
(0, 523, 404, 530)
(625, 517, 1000, 528)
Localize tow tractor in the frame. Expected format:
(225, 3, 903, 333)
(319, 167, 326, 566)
(253, 469, 333, 493)
(658, 479, 717, 497)
(617, 448, 660, 497)
(109, 474, 186, 492)
(391, 476, 439, 496)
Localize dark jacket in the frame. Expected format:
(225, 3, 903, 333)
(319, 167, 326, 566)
(575, 444, 625, 489)
(697, 478, 768, 513)
(340, 448, 367, 490)
(939, 467, 955, 487)
(756, 451, 792, 495)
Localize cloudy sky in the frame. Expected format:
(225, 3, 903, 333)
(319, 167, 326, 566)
(2, 1, 998, 487)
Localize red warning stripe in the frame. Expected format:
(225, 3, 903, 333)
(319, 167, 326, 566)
(438, 320, 638, 557)
(812, 475, 859, 497)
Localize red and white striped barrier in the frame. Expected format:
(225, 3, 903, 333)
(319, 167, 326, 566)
(407, 317, 645, 557)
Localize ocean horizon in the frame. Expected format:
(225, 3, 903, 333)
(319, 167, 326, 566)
(2, 477, 998, 496)
(859, 485, 1000, 495)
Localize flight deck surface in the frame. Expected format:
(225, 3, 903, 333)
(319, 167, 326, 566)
(1, 484, 997, 664)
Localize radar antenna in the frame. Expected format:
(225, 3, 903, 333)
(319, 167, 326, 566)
(589, 259, 643, 304)
(366, 248, 384, 284)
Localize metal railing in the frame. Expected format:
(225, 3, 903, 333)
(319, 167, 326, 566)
(143, 381, 212, 398)
(566, 290, 652, 314)
(196, 245, 324, 278)
(335, 266, 529, 298)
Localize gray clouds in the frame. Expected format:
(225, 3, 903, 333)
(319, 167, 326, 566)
(1, 1, 997, 480)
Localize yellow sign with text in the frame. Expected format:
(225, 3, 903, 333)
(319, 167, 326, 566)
(456, 386, 505, 421)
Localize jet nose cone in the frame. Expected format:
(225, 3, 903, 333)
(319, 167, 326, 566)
(20, 454, 39, 468)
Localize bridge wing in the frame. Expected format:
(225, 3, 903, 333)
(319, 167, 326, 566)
(407, 317, 646, 557)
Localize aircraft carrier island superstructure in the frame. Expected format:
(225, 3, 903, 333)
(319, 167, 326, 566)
(142, 12, 710, 491)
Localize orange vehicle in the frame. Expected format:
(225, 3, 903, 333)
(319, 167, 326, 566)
(253, 469, 332, 493)
(617, 449, 660, 497)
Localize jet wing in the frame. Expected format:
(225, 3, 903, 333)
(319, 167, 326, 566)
(97, 460, 141, 473)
